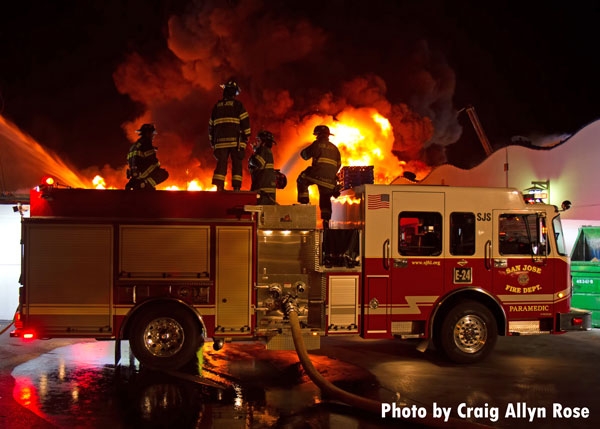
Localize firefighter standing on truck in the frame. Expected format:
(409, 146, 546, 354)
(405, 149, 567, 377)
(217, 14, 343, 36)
(209, 80, 251, 191)
(297, 125, 341, 228)
(249, 130, 277, 205)
(125, 123, 169, 190)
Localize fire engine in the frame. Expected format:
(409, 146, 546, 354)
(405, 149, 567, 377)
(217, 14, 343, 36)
(10, 179, 590, 369)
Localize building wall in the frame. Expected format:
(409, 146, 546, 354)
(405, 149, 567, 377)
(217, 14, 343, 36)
(0, 204, 22, 319)
(417, 119, 600, 254)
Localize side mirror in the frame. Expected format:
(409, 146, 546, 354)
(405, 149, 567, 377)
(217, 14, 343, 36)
(561, 200, 571, 211)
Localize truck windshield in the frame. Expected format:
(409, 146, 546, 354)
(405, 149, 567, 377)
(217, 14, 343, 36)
(552, 215, 567, 256)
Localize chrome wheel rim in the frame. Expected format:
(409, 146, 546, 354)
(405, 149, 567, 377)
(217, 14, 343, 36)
(453, 314, 487, 353)
(143, 317, 185, 357)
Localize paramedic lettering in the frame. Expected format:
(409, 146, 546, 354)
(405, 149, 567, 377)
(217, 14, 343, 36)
(368, 193, 390, 210)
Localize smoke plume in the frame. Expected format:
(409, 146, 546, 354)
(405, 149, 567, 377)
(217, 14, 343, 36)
(109, 0, 461, 195)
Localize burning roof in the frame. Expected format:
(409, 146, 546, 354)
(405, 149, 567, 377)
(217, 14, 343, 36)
(1, 0, 463, 204)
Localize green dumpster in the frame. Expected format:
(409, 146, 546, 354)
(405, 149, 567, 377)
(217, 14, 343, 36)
(570, 227, 600, 327)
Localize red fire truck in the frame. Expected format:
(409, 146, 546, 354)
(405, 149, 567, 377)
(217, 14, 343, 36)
(11, 181, 590, 369)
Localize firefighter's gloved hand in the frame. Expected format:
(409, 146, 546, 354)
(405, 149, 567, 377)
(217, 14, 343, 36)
(300, 149, 310, 161)
(275, 171, 287, 189)
(332, 183, 342, 198)
(126, 169, 131, 179)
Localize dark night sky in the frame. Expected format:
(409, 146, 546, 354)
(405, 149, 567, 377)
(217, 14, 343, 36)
(0, 0, 598, 172)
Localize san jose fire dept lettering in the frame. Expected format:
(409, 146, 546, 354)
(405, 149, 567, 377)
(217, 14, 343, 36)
(505, 265, 542, 275)
(505, 284, 542, 294)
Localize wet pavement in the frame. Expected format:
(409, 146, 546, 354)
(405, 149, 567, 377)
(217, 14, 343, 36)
(2, 337, 401, 429)
(1, 326, 599, 428)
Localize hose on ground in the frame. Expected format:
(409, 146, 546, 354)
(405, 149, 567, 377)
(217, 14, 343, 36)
(288, 309, 490, 429)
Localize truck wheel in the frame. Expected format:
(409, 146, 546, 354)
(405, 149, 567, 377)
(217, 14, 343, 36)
(129, 304, 202, 370)
(438, 300, 497, 364)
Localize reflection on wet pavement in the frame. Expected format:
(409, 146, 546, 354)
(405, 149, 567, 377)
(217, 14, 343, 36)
(12, 341, 392, 428)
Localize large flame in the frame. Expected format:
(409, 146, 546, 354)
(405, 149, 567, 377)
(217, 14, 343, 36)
(2, 106, 429, 207)
(81, 107, 427, 199)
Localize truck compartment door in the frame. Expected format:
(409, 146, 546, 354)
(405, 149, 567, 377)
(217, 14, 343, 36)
(216, 226, 252, 333)
(25, 224, 113, 335)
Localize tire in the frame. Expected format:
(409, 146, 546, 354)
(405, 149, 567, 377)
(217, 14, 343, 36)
(438, 300, 497, 364)
(129, 303, 202, 370)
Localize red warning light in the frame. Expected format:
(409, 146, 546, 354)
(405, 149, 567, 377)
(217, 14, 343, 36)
(41, 176, 55, 186)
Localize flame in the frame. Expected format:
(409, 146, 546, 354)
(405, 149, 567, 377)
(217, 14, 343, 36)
(2, 104, 430, 208)
(328, 109, 405, 184)
(92, 175, 106, 189)
(185, 180, 217, 191)
(90, 107, 427, 205)
(334, 195, 362, 205)
(165, 181, 217, 191)
(187, 180, 202, 191)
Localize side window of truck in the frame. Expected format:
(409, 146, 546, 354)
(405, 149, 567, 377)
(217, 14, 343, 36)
(398, 211, 442, 256)
(499, 213, 547, 256)
(450, 212, 475, 255)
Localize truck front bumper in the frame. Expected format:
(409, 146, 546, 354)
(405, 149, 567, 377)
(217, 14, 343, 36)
(558, 309, 592, 331)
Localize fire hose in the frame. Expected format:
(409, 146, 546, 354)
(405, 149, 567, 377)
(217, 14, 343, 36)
(284, 296, 490, 429)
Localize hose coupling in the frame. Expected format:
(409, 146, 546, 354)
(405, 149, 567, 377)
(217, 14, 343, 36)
(282, 294, 299, 315)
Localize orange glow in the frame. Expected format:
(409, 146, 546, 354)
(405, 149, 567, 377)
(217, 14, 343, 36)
(183, 180, 217, 191)
(327, 110, 404, 184)
(3, 101, 431, 206)
(334, 195, 362, 205)
(80, 109, 428, 202)
(373, 113, 391, 135)
(92, 175, 106, 189)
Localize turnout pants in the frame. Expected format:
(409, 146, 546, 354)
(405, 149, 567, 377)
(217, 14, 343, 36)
(212, 147, 243, 189)
(297, 169, 334, 220)
(125, 167, 168, 190)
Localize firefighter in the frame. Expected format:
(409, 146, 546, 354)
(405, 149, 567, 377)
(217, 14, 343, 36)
(209, 79, 251, 191)
(249, 130, 277, 205)
(297, 125, 341, 228)
(125, 123, 169, 190)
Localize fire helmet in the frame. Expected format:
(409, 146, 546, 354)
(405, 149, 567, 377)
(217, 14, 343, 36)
(136, 123, 156, 135)
(220, 79, 241, 96)
(257, 130, 276, 146)
(313, 125, 332, 137)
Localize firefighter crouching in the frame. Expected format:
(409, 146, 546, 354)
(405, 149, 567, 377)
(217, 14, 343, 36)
(249, 130, 277, 205)
(209, 79, 251, 191)
(297, 125, 341, 228)
(125, 123, 169, 190)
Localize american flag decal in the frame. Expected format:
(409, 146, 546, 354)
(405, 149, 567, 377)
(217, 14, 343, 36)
(368, 193, 390, 210)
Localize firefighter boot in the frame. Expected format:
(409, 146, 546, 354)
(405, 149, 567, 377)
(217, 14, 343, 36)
(216, 183, 225, 192)
(233, 187, 241, 191)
